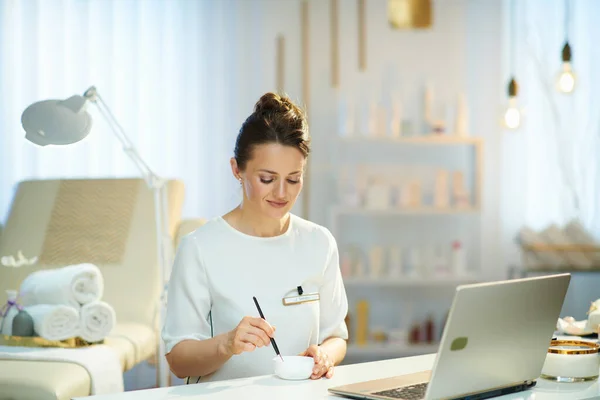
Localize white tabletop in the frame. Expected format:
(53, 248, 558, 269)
(76, 353, 600, 400)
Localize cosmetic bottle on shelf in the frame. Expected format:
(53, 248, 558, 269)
(356, 300, 370, 346)
(455, 92, 469, 137)
(425, 315, 435, 344)
(451, 241, 468, 277)
(390, 98, 403, 138)
(409, 323, 421, 344)
(369, 246, 385, 278)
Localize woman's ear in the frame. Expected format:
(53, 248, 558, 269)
(230, 157, 242, 182)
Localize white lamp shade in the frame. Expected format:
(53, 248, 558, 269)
(21, 95, 92, 146)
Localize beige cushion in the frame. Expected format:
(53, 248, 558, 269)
(0, 178, 185, 328)
(0, 322, 156, 400)
(0, 360, 90, 400)
(105, 322, 157, 370)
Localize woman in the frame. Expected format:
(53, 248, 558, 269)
(162, 92, 349, 383)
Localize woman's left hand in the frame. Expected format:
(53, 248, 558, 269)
(299, 344, 335, 379)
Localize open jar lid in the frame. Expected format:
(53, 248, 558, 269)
(548, 340, 600, 355)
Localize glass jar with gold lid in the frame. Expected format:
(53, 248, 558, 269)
(540, 339, 600, 382)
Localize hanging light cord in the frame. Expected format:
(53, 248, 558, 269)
(508, 0, 517, 97)
(562, 0, 572, 63)
(509, 0, 515, 76)
(564, 0, 569, 43)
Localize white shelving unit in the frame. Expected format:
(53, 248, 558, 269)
(329, 134, 484, 236)
(327, 133, 485, 363)
(329, 205, 480, 240)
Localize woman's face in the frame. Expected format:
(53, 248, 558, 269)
(232, 143, 306, 220)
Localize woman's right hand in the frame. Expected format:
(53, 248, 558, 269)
(221, 316, 276, 356)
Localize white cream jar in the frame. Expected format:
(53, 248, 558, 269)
(541, 340, 600, 383)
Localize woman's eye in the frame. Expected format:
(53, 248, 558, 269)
(260, 178, 274, 184)
(287, 179, 300, 185)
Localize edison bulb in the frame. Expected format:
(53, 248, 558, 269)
(556, 62, 576, 94)
(503, 97, 521, 130)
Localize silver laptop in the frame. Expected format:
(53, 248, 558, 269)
(329, 273, 571, 400)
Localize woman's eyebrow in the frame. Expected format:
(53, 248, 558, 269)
(258, 169, 279, 174)
(258, 169, 302, 175)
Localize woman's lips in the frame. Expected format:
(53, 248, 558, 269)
(267, 200, 288, 208)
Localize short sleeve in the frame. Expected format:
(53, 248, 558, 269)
(318, 229, 349, 344)
(161, 234, 212, 354)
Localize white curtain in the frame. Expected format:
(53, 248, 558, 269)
(0, 0, 300, 222)
(502, 0, 600, 258)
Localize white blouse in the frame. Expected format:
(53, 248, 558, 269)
(161, 213, 349, 383)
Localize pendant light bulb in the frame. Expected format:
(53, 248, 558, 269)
(503, 78, 521, 130)
(556, 42, 576, 94)
(503, 98, 521, 130)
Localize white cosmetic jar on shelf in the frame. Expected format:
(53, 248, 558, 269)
(541, 339, 600, 383)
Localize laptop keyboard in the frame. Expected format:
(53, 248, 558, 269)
(372, 383, 428, 399)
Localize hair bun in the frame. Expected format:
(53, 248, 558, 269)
(254, 92, 304, 119)
(234, 92, 310, 170)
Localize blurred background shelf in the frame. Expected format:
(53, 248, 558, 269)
(343, 276, 482, 288)
(342, 342, 440, 364)
(329, 131, 485, 366)
(331, 205, 480, 217)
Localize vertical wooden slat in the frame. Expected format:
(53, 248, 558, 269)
(276, 34, 285, 93)
(301, 1, 310, 117)
(301, 0, 311, 219)
(357, 0, 366, 71)
(330, 0, 339, 87)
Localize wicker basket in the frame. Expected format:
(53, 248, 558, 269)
(520, 243, 600, 271)
(0, 334, 101, 348)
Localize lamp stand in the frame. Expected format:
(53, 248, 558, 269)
(84, 87, 173, 388)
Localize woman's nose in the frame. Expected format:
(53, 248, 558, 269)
(274, 180, 286, 198)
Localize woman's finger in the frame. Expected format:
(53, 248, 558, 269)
(299, 345, 317, 357)
(326, 366, 334, 379)
(248, 317, 276, 338)
(245, 325, 271, 347)
(312, 361, 327, 377)
(239, 331, 265, 349)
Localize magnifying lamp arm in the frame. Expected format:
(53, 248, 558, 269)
(84, 87, 162, 189)
(82, 86, 172, 387)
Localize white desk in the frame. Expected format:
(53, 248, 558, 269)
(76, 354, 600, 400)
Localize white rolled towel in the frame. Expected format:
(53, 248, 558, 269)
(80, 301, 116, 343)
(25, 304, 80, 341)
(19, 264, 104, 308)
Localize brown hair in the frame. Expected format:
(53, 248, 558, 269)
(234, 92, 310, 171)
